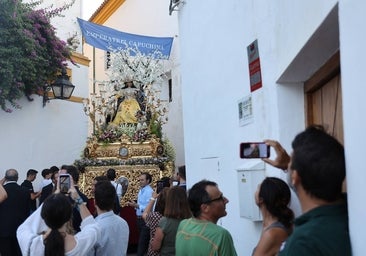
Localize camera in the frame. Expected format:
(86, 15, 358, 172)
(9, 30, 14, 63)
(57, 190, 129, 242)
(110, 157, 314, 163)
(240, 142, 270, 158)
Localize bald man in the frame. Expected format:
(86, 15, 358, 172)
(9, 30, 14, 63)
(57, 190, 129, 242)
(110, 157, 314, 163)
(0, 169, 30, 256)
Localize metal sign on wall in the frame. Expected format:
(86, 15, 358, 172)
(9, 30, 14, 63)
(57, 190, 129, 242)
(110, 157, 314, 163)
(247, 39, 262, 92)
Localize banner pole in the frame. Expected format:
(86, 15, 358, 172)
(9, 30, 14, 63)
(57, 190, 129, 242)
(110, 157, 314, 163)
(92, 46, 96, 134)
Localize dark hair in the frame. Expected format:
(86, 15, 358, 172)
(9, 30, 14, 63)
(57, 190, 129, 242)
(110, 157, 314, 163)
(164, 186, 191, 219)
(106, 168, 116, 181)
(94, 175, 108, 182)
(154, 187, 169, 214)
(291, 125, 345, 202)
(95, 181, 116, 211)
(49, 166, 60, 174)
(41, 169, 51, 178)
(188, 180, 217, 217)
(26, 169, 38, 177)
(259, 177, 294, 230)
(41, 193, 73, 256)
(178, 165, 186, 180)
(160, 176, 171, 188)
(141, 172, 152, 184)
(62, 165, 80, 183)
(122, 80, 136, 88)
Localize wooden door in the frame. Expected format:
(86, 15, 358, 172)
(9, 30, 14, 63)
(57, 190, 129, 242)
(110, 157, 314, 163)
(304, 52, 343, 144)
(305, 52, 346, 191)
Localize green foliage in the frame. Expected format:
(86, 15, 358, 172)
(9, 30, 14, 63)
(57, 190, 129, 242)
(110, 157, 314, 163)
(149, 112, 163, 139)
(161, 136, 176, 162)
(0, 0, 73, 112)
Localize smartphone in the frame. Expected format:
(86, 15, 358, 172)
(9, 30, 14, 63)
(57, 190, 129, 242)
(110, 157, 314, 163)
(240, 142, 270, 158)
(156, 180, 165, 194)
(59, 174, 71, 194)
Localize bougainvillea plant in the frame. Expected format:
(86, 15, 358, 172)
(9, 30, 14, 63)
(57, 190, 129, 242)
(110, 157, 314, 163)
(0, 0, 75, 112)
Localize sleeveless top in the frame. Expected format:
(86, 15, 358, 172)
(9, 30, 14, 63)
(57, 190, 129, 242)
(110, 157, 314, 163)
(264, 221, 288, 232)
(252, 221, 290, 256)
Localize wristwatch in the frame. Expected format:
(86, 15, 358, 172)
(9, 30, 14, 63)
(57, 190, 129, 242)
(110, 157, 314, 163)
(74, 197, 85, 206)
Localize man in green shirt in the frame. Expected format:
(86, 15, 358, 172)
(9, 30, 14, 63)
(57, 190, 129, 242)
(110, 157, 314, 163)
(175, 180, 237, 256)
(264, 126, 352, 255)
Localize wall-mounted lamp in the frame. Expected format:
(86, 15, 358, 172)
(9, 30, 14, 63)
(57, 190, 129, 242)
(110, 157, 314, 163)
(43, 67, 75, 107)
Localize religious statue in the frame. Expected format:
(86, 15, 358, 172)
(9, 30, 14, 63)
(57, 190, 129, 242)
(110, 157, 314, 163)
(111, 80, 141, 125)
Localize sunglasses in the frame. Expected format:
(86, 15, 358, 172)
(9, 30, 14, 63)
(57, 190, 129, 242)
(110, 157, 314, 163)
(203, 194, 225, 204)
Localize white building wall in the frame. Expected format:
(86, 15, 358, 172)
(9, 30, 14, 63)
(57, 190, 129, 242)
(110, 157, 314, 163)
(0, 1, 89, 186)
(83, 0, 185, 167)
(339, 1, 366, 254)
(177, 0, 365, 255)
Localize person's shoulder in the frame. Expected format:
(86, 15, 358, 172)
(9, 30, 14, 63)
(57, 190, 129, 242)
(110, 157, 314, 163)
(179, 217, 191, 224)
(109, 213, 129, 224)
(261, 227, 289, 247)
(20, 180, 28, 186)
(42, 183, 53, 191)
(210, 223, 233, 236)
(158, 216, 168, 225)
(15, 183, 30, 193)
(279, 236, 316, 256)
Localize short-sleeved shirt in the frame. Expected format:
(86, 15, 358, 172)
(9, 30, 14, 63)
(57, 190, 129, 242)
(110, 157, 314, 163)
(21, 180, 36, 211)
(136, 185, 153, 216)
(176, 218, 237, 256)
(158, 217, 181, 255)
(279, 201, 351, 256)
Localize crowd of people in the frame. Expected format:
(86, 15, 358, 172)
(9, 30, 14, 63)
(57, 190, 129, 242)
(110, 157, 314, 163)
(0, 125, 352, 255)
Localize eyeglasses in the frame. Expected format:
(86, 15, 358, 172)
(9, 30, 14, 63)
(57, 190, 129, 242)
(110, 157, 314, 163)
(203, 194, 225, 204)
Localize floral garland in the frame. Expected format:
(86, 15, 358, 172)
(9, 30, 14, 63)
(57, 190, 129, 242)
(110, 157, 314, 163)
(74, 156, 169, 172)
(93, 123, 150, 143)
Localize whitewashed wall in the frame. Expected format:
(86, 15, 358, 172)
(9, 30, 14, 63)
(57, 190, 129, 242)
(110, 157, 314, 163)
(1, 1, 89, 187)
(83, 0, 185, 167)
(339, 1, 366, 254)
(177, 0, 365, 255)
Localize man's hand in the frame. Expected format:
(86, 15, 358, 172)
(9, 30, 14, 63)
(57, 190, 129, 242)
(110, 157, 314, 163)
(262, 139, 291, 171)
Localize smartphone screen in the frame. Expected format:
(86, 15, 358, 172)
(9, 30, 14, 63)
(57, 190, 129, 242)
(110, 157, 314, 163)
(240, 142, 270, 158)
(59, 174, 71, 194)
(156, 181, 165, 194)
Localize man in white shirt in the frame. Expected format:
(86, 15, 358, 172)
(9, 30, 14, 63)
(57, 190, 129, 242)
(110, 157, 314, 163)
(38, 168, 52, 192)
(106, 168, 122, 202)
(93, 180, 129, 256)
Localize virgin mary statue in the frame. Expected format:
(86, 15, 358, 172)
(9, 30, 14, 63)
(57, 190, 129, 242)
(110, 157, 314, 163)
(111, 80, 141, 125)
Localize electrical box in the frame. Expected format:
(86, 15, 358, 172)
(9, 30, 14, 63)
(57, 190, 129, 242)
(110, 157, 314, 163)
(237, 160, 265, 221)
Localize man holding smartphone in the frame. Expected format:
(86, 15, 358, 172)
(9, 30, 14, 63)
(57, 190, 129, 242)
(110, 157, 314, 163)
(263, 126, 351, 255)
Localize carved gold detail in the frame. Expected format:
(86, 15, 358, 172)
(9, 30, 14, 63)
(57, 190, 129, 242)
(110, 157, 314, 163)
(85, 135, 163, 159)
(80, 163, 172, 206)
